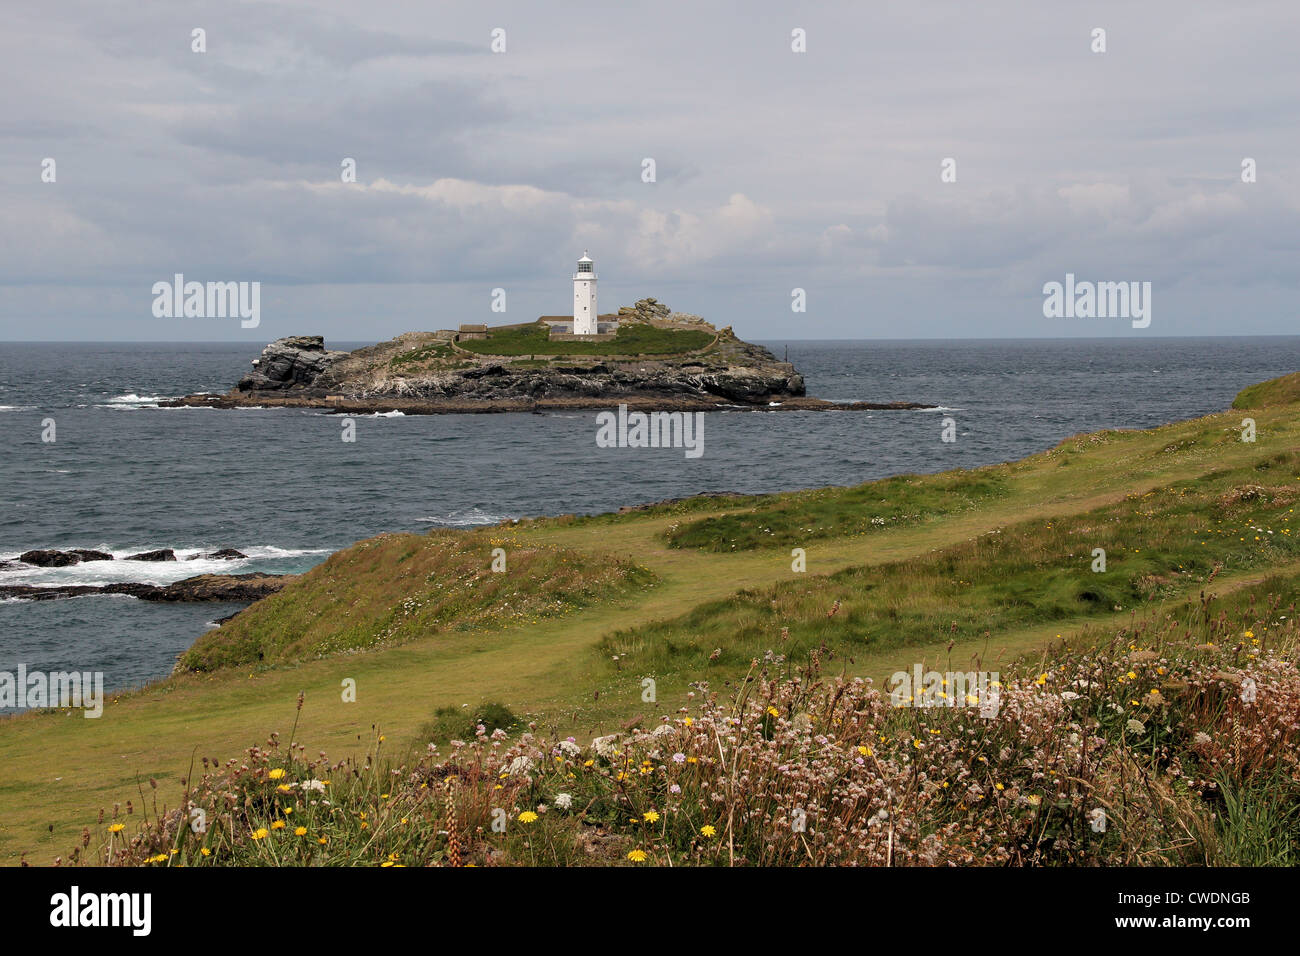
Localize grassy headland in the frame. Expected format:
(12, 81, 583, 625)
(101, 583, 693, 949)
(2, 374, 1298, 865)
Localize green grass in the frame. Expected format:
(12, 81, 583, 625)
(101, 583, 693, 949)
(665, 468, 1011, 551)
(595, 453, 1300, 687)
(1233, 371, 1300, 409)
(179, 528, 658, 671)
(389, 342, 454, 368)
(458, 321, 713, 357)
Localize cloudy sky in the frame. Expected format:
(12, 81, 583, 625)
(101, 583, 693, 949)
(1, 0, 1297, 342)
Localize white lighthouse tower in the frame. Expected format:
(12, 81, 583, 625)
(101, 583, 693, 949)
(572, 251, 598, 335)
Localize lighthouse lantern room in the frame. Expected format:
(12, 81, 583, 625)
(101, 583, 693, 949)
(572, 251, 598, 335)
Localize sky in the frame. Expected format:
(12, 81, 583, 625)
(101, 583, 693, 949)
(1, 0, 1297, 343)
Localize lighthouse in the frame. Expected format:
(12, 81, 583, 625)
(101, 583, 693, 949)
(572, 251, 598, 335)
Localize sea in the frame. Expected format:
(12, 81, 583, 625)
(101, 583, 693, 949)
(1, 336, 1297, 706)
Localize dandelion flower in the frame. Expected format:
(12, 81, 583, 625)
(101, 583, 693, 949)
(268, 768, 286, 781)
(700, 825, 717, 838)
(626, 849, 648, 862)
(294, 826, 308, 836)
(251, 828, 269, 840)
(643, 810, 660, 823)
(518, 810, 539, 824)
(108, 823, 125, 834)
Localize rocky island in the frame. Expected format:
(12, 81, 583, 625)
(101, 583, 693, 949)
(162, 299, 932, 414)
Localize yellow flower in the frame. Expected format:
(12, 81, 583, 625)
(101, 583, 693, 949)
(766, 706, 780, 717)
(108, 823, 125, 833)
(700, 825, 717, 838)
(643, 810, 660, 823)
(251, 828, 269, 840)
(626, 849, 648, 862)
(683, 717, 693, 727)
(200, 847, 211, 857)
(318, 837, 328, 845)
(857, 745, 870, 756)
(294, 826, 308, 836)
(271, 820, 286, 830)
(518, 810, 539, 824)
(268, 768, 286, 780)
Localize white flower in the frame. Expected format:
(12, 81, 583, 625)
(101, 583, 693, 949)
(503, 755, 534, 776)
(1125, 718, 1146, 734)
(554, 793, 573, 810)
(558, 740, 581, 757)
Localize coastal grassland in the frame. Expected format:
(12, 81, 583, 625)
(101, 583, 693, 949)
(1, 374, 1299, 865)
(663, 468, 1011, 551)
(590, 450, 1300, 690)
(457, 321, 713, 357)
(178, 528, 657, 672)
(1233, 370, 1300, 409)
(84, 581, 1300, 867)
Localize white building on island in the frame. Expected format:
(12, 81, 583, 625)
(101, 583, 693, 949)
(572, 251, 598, 335)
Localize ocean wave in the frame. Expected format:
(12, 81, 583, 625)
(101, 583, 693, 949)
(369, 410, 406, 417)
(419, 508, 513, 527)
(0, 544, 333, 589)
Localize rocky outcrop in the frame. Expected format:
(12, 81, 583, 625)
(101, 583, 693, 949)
(125, 549, 176, 562)
(159, 303, 932, 414)
(0, 573, 291, 603)
(18, 549, 81, 567)
(237, 335, 349, 392)
(193, 549, 247, 560)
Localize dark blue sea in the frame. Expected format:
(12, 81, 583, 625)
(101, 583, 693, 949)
(2, 337, 1297, 704)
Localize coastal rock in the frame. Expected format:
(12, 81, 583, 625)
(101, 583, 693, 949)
(19, 549, 82, 567)
(70, 549, 113, 562)
(158, 304, 932, 414)
(192, 548, 247, 560)
(237, 335, 348, 392)
(135, 573, 288, 602)
(0, 572, 292, 603)
(125, 549, 177, 562)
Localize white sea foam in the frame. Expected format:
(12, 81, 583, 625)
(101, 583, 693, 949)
(420, 508, 512, 527)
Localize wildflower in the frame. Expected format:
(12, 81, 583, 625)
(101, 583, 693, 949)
(643, 810, 660, 823)
(1125, 718, 1146, 734)
(251, 828, 269, 840)
(554, 793, 573, 811)
(318, 837, 328, 845)
(626, 849, 648, 862)
(518, 811, 539, 824)
(672, 752, 686, 763)
(108, 823, 125, 834)
(700, 825, 717, 838)
(271, 820, 286, 830)
(200, 847, 211, 857)
(268, 768, 286, 781)
(294, 826, 308, 836)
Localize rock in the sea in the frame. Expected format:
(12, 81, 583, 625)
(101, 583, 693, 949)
(237, 335, 348, 392)
(70, 549, 113, 562)
(125, 549, 177, 562)
(0, 572, 292, 603)
(19, 549, 82, 567)
(192, 549, 247, 560)
(135, 573, 287, 602)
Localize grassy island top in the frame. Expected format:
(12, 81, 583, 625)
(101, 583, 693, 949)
(456, 320, 715, 357)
